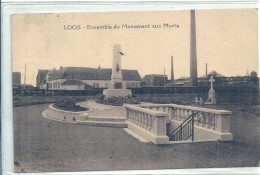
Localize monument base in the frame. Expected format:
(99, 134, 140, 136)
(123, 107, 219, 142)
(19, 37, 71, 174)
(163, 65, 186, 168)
(103, 89, 132, 98)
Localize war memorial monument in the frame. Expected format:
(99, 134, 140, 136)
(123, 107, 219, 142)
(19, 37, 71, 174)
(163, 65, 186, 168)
(103, 44, 132, 98)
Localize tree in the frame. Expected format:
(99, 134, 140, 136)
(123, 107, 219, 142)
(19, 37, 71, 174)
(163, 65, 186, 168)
(249, 71, 258, 84)
(250, 71, 257, 77)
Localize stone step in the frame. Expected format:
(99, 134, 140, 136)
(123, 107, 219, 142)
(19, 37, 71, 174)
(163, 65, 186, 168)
(43, 110, 126, 127)
(87, 116, 126, 122)
(78, 120, 127, 128)
(123, 128, 149, 143)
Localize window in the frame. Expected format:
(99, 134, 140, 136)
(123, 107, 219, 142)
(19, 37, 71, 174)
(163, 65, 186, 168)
(93, 83, 99, 88)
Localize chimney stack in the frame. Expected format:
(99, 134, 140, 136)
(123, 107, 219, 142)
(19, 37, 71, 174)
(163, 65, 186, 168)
(206, 63, 208, 75)
(190, 10, 198, 86)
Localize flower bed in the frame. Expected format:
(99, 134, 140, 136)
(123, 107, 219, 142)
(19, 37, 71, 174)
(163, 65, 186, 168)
(96, 94, 140, 106)
(54, 99, 89, 112)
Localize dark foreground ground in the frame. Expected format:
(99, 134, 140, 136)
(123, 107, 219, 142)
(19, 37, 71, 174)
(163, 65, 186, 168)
(14, 104, 259, 172)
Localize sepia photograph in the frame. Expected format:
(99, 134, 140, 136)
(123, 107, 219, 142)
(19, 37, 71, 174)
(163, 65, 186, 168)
(10, 9, 259, 173)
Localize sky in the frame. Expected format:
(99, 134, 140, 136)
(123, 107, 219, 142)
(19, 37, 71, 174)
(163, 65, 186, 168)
(11, 9, 258, 86)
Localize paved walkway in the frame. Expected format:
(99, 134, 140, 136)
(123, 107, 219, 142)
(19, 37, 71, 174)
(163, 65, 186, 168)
(79, 100, 125, 118)
(13, 104, 259, 173)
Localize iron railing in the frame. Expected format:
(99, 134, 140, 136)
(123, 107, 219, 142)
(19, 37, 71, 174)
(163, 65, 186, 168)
(169, 113, 196, 141)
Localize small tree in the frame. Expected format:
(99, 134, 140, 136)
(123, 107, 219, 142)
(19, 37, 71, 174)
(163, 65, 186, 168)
(250, 71, 257, 77)
(249, 71, 258, 84)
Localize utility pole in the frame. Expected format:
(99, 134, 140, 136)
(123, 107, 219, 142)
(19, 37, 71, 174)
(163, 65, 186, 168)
(171, 56, 174, 82)
(164, 66, 166, 90)
(24, 63, 26, 90)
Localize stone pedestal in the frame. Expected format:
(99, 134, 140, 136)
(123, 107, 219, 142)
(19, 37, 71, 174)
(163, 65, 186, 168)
(205, 76, 216, 105)
(103, 89, 132, 98)
(103, 44, 132, 98)
(206, 89, 216, 104)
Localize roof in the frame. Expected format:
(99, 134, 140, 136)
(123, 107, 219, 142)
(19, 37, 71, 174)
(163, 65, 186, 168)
(175, 77, 189, 81)
(48, 67, 142, 81)
(37, 69, 50, 83)
(165, 82, 175, 87)
(13, 84, 34, 88)
(143, 74, 167, 78)
(199, 71, 225, 78)
(62, 79, 85, 86)
(38, 69, 50, 76)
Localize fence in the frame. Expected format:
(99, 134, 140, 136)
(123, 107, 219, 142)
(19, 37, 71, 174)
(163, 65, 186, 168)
(13, 84, 259, 96)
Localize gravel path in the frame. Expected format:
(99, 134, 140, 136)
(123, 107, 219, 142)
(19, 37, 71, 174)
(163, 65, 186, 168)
(14, 104, 259, 173)
(79, 101, 125, 118)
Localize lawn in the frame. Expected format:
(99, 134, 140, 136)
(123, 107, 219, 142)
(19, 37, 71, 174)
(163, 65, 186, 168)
(13, 95, 96, 107)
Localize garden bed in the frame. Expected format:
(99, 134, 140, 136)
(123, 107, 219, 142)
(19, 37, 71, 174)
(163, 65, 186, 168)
(53, 99, 89, 112)
(96, 94, 140, 106)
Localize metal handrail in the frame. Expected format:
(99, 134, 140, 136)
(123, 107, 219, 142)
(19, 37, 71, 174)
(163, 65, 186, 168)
(169, 113, 196, 141)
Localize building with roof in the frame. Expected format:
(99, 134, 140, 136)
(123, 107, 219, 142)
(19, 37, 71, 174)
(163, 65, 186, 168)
(172, 77, 190, 86)
(197, 71, 226, 86)
(165, 70, 258, 87)
(165, 71, 225, 87)
(142, 74, 168, 87)
(13, 72, 21, 85)
(36, 69, 50, 89)
(60, 79, 87, 90)
(37, 67, 142, 90)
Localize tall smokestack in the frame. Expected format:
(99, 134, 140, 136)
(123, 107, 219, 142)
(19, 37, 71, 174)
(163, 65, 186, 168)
(190, 10, 198, 86)
(171, 56, 174, 82)
(206, 63, 208, 75)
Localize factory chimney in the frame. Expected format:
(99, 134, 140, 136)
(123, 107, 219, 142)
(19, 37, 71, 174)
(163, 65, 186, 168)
(206, 63, 208, 75)
(190, 10, 198, 86)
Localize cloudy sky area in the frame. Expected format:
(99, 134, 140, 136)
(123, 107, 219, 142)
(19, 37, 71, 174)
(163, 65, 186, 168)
(12, 9, 258, 86)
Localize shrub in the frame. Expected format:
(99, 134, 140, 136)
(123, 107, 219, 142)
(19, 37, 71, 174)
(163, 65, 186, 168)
(54, 99, 88, 112)
(96, 95, 140, 106)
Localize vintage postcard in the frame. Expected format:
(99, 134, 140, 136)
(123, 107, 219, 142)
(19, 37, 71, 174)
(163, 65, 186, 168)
(11, 9, 259, 173)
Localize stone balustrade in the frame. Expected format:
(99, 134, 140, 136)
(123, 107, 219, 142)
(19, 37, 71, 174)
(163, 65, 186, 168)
(124, 104, 169, 144)
(136, 104, 232, 134)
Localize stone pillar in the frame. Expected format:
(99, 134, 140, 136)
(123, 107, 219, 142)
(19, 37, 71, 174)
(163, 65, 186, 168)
(199, 97, 204, 105)
(215, 114, 231, 133)
(190, 10, 198, 86)
(195, 97, 199, 105)
(125, 107, 130, 120)
(153, 116, 167, 136)
(152, 115, 169, 144)
(168, 107, 174, 120)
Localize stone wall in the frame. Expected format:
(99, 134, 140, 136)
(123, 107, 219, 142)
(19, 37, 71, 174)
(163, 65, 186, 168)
(43, 104, 88, 122)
